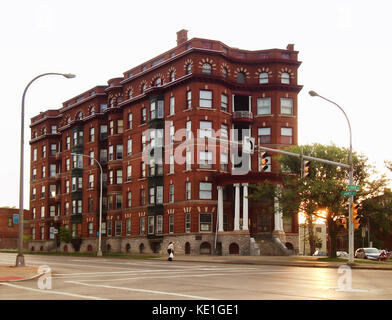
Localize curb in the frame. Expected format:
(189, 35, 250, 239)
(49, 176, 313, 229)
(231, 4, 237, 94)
(0, 272, 44, 283)
(152, 257, 392, 271)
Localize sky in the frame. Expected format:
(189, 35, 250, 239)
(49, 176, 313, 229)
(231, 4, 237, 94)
(1, 0, 392, 208)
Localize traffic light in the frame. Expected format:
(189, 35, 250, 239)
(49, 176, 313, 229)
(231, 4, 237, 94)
(352, 203, 360, 230)
(303, 160, 310, 178)
(341, 217, 347, 229)
(260, 151, 269, 172)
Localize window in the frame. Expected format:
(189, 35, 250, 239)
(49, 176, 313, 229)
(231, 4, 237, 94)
(50, 164, 56, 177)
(65, 202, 69, 215)
(41, 206, 45, 218)
(202, 63, 212, 74)
(258, 127, 271, 144)
(65, 180, 70, 193)
(107, 220, 112, 237)
(199, 213, 212, 232)
(100, 125, 108, 141)
(116, 194, 122, 209)
(100, 149, 107, 164)
(108, 146, 114, 161)
(109, 170, 114, 185)
(8, 217, 13, 228)
(221, 94, 228, 112)
(186, 90, 192, 109)
(140, 189, 145, 206)
(33, 148, 37, 161)
(41, 226, 45, 240)
(222, 67, 228, 78)
(169, 96, 175, 115)
(89, 127, 95, 142)
(116, 169, 123, 184)
(127, 191, 132, 207)
(257, 98, 271, 115)
(199, 121, 212, 138)
(42, 145, 46, 158)
(156, 215, 163, 235)
(140, 216, 145, 235)
(199, 182, 212, 199)
(185, 213, 191, 232)
(66, 136, 71, 150)
(169, 125, 175, 144)
(141, 83, 146, 93)
(186, 63, 192, 75)
(148, 216, 155, 235)
(169, 214, 174, 233)
(49, 185, 56, 198)
(281, 72, 290, 84)
(50, 144, 56, 156)
(100, 104, 107, 112)
(221, 153, 228, 171)
(186, 149, 192, 171)
(72, 154, 83, 169)
(237, 72, 246, 83)
(150, 101, 156, 120)
(32, 168, 37, 181)
(157, 100, 164, 118)
(73, 131, 83, 146)
(169, 71, 175, 82)
(141, 161, 146, 178)
(127, 165, 132, 181)
(280, 98, 293, 115)
(49, 205, 56, 217)
(186, 121, 192, 140)
(51, 125, 57, 134)
(221, 124, 228, 140)
(41, 186, 45, 199)
(154, 77, 162, 87)
(149, 187, 155, 205)
(141, 135, 146, 153)
(116, 145, 123, 160)
(128, 113, 133, 129)
(89, 151, 94, 166)
(109, 120, 114, 135)
(88, 174, 94, 189)
(259, 72, 269, 84)
(199, 151, 213, 168)
(88, 197, 93, 212)
(199, 90, 212, 108)
(126, 218, 131, 236)
(88, 222, 94, 236)
(141, 107, 147, 124)
(169, 184, 174, 203)
(32, 227, 36, 240)
(186, 182, 191, 200)
(281, 127, 293, 144)
(32, 187, 36, 200)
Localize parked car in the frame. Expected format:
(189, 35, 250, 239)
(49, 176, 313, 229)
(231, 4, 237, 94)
(337, 251, 349, 258)
(313, 250, 327, 256)
(355, 247, 381, 260)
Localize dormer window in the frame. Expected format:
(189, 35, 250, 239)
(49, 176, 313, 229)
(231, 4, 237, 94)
(202, 63, 212, 74)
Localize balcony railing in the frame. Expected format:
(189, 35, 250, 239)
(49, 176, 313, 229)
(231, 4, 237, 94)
(233, 111, 253, 119)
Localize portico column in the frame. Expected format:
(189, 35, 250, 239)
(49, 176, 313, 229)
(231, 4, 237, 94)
(234, 183, 240, 231)
(274, 185, 284, 231)
(242, 183, 249, 231)
(217, 186, 224, 232)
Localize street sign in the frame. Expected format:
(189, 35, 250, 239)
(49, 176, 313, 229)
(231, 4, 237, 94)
(347, 185, 360, 191)
(342, 190, 356, 197)
(13, 214, 19, 224)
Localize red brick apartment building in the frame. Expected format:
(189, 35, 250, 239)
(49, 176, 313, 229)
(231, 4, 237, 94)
(28, 30, 302, 255)
(0, 208, 28, 249)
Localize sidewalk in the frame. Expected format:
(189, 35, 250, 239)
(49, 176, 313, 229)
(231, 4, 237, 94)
(152, 254, 392, 270)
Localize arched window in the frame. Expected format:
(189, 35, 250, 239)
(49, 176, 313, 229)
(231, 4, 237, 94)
(259, 72, 269, 84)
(169, 71, 175, 82)
(141, 83, 146, 93)
(128, 89, 133, 99)
(109, 98, 115, 108)
(116, 96, 123, 105)
(89, 106, 95, 115)
(281, 72, 290, 84)
(76, 112, 83, 120)
(237, 72, 246, 84)
(155, 77, 162, 87)
(186, 63, 192, 75)
(222, 67, 228, 78)
(202, 63, 212, 74)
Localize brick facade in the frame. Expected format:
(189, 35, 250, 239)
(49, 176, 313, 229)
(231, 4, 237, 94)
(28, 31, 302, 255)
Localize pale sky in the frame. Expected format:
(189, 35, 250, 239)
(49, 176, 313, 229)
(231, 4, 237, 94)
(1, 0, 391, 208)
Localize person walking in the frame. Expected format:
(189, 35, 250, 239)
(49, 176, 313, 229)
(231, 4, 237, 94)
(167, 241, 174, 261)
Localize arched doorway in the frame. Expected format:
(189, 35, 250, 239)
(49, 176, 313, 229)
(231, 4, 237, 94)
(107, 244, 111, 253)
(125, 243, 131, 253)
(285, 242, 294, 255)
(229, 243, 239, 254)
(63, 245, 68, 252)
(200, 242, 211, 255)
(87, 245, 93, 252)
(185, 242, 191, 255)
(139, 243, 145, 254)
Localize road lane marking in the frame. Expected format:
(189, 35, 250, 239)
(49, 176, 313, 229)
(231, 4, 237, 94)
(0, 282, 108, 300)
(67, 281, 215, 300)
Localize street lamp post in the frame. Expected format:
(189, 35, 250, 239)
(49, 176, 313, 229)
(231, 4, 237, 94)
(71, 153, 103, 256)
(308, 90, 355, 264)
(17, 73, 75, 267)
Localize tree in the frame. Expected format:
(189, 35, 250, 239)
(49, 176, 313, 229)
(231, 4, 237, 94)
(59, 226, 72, 244)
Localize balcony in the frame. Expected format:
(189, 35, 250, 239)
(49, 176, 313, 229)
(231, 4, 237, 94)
(232, 111, 253, 124)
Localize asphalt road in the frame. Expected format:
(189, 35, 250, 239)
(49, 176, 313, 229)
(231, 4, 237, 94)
(0, 253, 391, 300)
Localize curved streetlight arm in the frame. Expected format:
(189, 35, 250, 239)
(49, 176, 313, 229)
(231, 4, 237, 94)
(16, 72, 76, 267)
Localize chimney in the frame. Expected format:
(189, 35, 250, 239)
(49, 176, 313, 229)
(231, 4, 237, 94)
(177, 29, 188, 46)
(286, 44, 295, 51)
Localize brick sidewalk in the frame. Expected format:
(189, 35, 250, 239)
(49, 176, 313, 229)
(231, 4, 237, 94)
(0, 266, 40, 282)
